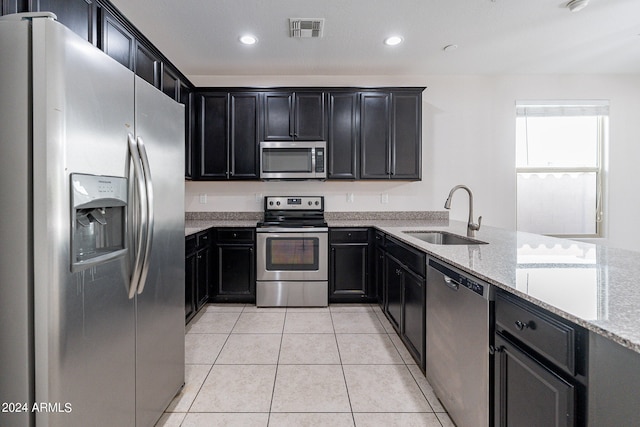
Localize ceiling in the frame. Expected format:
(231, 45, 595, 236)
(110, 0, 640, 79)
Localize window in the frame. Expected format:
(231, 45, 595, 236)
(515, 101, 608, 237)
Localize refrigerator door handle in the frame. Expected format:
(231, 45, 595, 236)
(136, 136, 154, 295)
(128, 133, 148, 299)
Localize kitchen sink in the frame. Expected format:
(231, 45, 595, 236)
(403, 230, 488, 245)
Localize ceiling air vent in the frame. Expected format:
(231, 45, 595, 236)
(289, 18, 324, 38)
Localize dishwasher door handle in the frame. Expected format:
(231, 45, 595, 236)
(443, 275, 460, 291)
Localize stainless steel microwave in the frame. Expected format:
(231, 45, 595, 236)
(259, 141, 326, 180)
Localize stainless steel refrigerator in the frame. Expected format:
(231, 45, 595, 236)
(0, 13, 185, 427)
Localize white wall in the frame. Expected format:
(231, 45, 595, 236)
(185, 74, 640, 251)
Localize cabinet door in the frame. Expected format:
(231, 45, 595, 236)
(495, 333, 575, 427)
(330, 243, 368, 300)
(36, 0, 97, 44)
(1, 1, 29, 15)
(135, 42, 159, 87)
(162, 65, 179, 101)
(373, 234, 386, 309)
(197, 93, 228, 179)
(100, 8, 134, 69)
(216, 245, 255, 299)
(294, 92, 325, 140)
(360, 92, 391, 178)
(402, 268, 425, 366)
(185, 249, 196, 322)
(328, 92, 359, 179)
(385, 255, 403, 332)
(263, 92, 293, 140)
(229, 92, 260, 179)
(391, 92, 421, 179)
(181, 85, 193, 179)
(195, 247, 210, 310)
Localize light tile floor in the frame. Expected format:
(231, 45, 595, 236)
(155, 303, 454, 427)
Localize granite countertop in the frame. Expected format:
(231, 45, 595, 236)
(375, 220, 640, 355)
(185, 212, 640, 354)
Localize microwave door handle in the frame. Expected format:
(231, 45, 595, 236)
(311, 147, 316, 175)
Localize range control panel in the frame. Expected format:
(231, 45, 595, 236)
(264, 196, 324, 211)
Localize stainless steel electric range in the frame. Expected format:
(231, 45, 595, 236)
(256, 196, 328, 307)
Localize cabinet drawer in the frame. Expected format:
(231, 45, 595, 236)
(216, 228, 255, 243)
(330, 228, 369, 243)
(496, 291, 576, 375)
(197, 230, 211, 247)
(385, 236, 425, 278)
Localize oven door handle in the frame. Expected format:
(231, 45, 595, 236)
(257, 227, 328, 233)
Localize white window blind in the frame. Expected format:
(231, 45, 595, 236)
(515, 100, 607, 237)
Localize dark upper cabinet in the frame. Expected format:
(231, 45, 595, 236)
(360, 92, 391, 178)
(327, 92, 359, 179)
(181, 83, 194, 179)
(195, 91, 260, 180)
(1, 0, 29, 15)
(391, 92, 421, 179)
(162, 65, 179, 100)
(34, 0, 97, 44)
(196, 93, 228, 179)
(360, 90, 422, 180)
(229, 92, 260, 179)
(263, 91, 325, 141)
(100, 8, 134, 69)
(135, 42, 159, 87)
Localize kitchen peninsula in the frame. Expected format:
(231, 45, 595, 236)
(187, 211, 640, 425)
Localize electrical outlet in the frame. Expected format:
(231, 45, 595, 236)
(199, 193, 207, 204)
(347, 193, 354, 203)
(381, 193, 389, 204)
(255, 193, 263, 203)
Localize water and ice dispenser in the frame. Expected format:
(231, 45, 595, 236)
(71, 173, 127, 271)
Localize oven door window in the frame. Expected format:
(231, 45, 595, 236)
(266, 237, 319, 271)
(262, 148, 312, 173)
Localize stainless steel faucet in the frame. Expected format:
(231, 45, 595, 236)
(444, 185, 482, 238)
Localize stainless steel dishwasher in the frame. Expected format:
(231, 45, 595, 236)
(426, 259, 493, 427)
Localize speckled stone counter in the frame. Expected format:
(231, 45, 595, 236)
(376, 220, 640, 355)
(185, 211, 640, 354)
(185, 212, 261, 236)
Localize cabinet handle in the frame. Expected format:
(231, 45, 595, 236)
(514, 320, 530, 331)
(489, 345, 503, 355)
(197, 255, 202, 259)
(233, 233, 237, 238)
(396, 269, 402, 275)
(202, 235, 208, 240)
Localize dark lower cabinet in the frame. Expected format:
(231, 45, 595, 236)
(329, 228, 374, 303)
(373, 231, 386, 309)
(185, 234, 197, 322)
(494, 290, 587, 426)
(381, 235, 426, 368)
(384, 255, 403, 330)
(211, 228, 255, 303)
(185, 230, 211, 323)
(494, 333, 575, 427)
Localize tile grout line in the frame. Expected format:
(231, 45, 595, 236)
(265, 308, 287, 426)
(328, 307, 357, 426)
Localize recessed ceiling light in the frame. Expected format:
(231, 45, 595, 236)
(239, 35, 258, 45)
(384, 36, 403, 46)
(567, 0, 589, 12)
